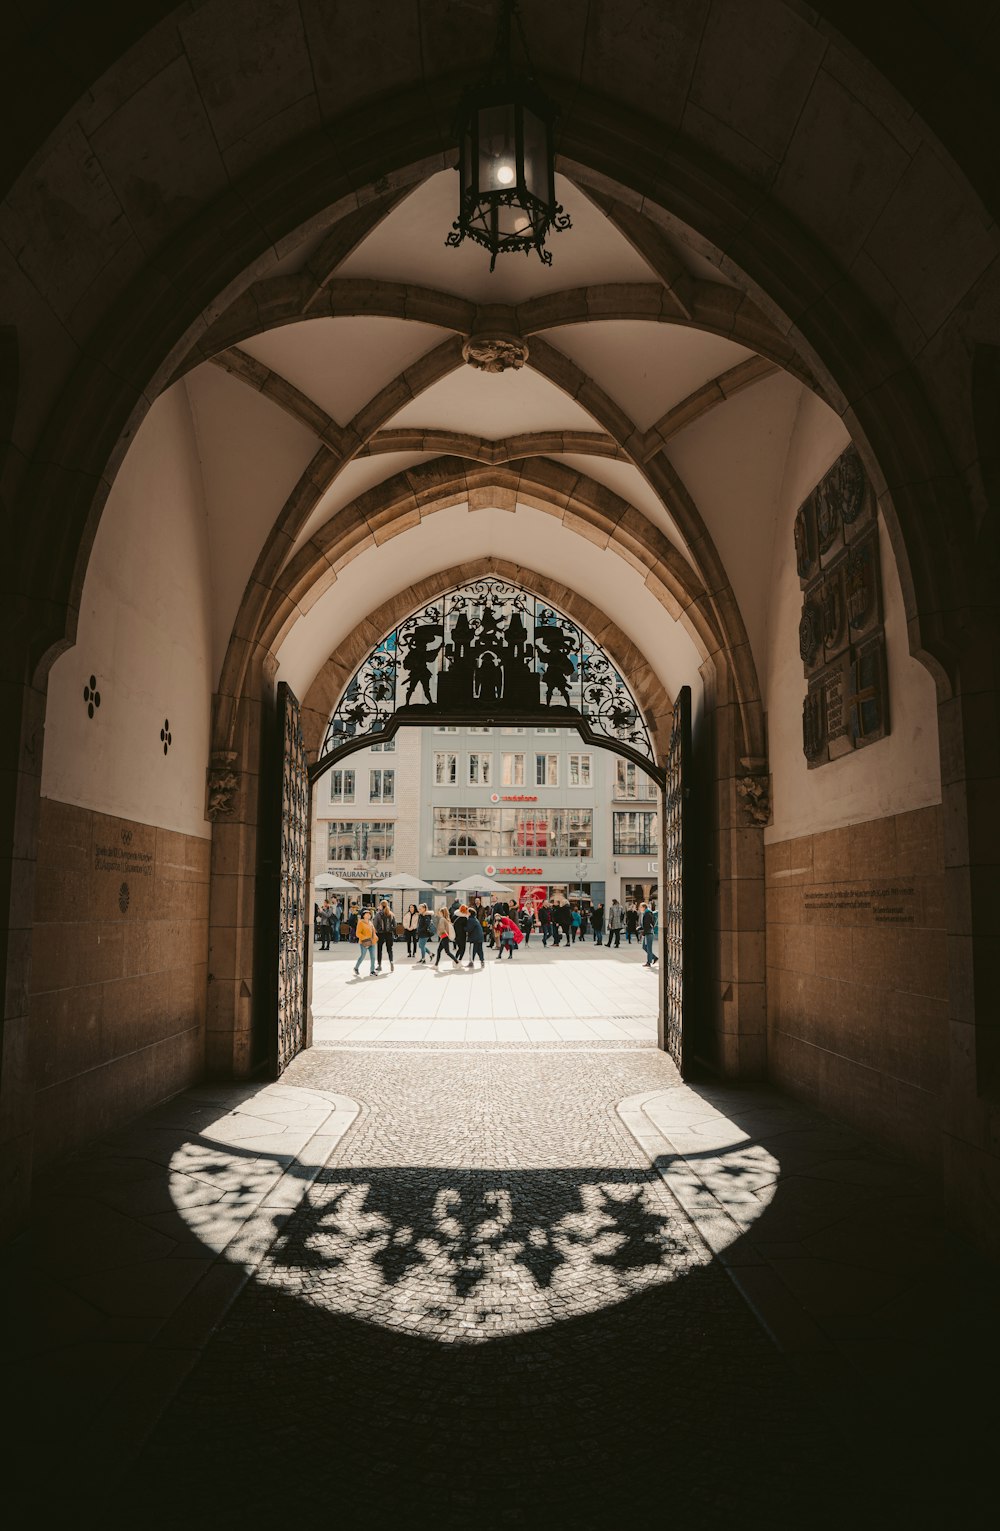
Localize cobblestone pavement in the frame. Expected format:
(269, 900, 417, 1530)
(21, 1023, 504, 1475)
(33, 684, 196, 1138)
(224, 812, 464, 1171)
(125, 1045, 891, 1529)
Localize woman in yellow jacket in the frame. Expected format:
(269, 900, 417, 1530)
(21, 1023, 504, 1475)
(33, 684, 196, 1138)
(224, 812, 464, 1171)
(353, 908, 377, 977)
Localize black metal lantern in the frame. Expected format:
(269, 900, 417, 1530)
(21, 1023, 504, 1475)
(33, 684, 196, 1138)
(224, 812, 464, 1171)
(446, 0, 571, 271)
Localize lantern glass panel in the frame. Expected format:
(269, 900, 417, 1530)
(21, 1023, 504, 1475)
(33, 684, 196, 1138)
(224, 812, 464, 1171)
(522, 107, 548, 203)
(477, 103, 518, 192)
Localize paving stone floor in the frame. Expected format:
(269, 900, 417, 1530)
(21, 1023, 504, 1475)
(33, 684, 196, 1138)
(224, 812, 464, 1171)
(311, 935, 659, 1042)
(7, 1041, 997, 1527)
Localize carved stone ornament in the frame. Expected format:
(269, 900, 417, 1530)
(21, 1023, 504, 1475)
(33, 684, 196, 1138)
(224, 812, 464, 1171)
(736, 773, 771, 826)
(206, 750, 240, 820)
(799, 601, 821, 666)
(462, 334, 530, 373)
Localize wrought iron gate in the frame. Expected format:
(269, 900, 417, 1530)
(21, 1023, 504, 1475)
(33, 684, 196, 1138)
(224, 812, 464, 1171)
(662, 686, 691, 1072)
(276, 682, 309, 1074)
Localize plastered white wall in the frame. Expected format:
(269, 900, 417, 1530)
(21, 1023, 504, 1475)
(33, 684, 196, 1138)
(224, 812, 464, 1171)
(42, 386, 214, 838)
(765, 389, 941, 842)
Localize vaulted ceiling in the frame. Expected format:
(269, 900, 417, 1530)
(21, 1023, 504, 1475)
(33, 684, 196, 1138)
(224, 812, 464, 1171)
(174, 168, 845, 706)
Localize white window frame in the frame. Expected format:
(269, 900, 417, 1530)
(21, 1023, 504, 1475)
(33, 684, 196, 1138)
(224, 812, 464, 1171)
(369, 768, 394, 803)
(535, 752, 559, 787)
(501, 751, 525, 787)
(568, 752, 591, 787)
(468, 751, 492, 786)
(435, 751, 458, 786)
(329, 768, 355, 804)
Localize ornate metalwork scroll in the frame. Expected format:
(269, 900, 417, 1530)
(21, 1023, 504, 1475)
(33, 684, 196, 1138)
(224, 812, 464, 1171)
(319, 577, 658, 781)
(276, 682, 309, 1075)
(662, 686, 691, 1074)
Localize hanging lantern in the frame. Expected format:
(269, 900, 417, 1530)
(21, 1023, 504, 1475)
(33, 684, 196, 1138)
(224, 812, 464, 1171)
(446, 0, 571, 271)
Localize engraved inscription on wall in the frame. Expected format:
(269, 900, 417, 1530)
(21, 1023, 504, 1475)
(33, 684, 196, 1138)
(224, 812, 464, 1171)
(93, 843, 154, 877)
(802, 885, 916, 925)
(796, 444, 890, 767)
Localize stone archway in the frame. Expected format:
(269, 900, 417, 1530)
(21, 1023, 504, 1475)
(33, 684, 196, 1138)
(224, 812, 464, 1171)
(4, 8, 996, 1246)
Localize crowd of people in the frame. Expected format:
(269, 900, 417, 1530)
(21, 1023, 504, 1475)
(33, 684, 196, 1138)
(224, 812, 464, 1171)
(314, 894, 659, 974)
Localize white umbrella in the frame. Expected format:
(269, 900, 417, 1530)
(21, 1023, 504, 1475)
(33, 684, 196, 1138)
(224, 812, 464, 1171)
(373, 870, 437, 891)
(447, 873, 515, 896)
(314, 872, 356, 890)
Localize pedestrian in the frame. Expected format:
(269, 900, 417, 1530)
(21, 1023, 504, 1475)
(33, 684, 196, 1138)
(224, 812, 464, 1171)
(374, 899, 395, 972)
(313, 901, 321, 943)
(331, 899, 342, 942)
(625, 903, 640, 944)
(465, 909, 486, 968)
(403, 902, 419, 958)
(495, 914, 523, 960)
(640, 901, 659, 968)
(484, 902, 497, 948)
(318, 901, 333, 951)
(453, 904, 469, 962)
(416, 903, 434, 963)
(353, 906, 377, 976)
(591, 903, 604, 943)
(556, 901, 572, 947)
(347, 906, 359, 943)
(606, 899, 624, 947)
(519, 906, 534, 944)
(570, 905, 582, 943)
(578, 905, 590, 940)
(539, 902, 552, 946)
(434, 905, 460, 967)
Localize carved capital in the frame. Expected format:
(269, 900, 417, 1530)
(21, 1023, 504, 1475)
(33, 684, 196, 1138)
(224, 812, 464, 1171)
(462, 334, 529, 373)
(207, 750, 240, 821)
(735, 771, 771, 827)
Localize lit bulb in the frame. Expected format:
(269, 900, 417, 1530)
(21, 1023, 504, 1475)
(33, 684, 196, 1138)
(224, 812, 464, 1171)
(496, 163, 515, 186)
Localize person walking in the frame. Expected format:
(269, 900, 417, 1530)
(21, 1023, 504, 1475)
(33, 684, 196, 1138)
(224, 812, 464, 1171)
(318, 901, 333, 951)
(556, 901, 572, 947)
(403, 903, 419, 958)
(640, 902, 659, 968)
(353, 907, 377, 976)
(465, 909, 486, 968)
(625, 904, 640, 945)
(374, 900, 395, 972)
(570, 906, 582, 943)
(538, 902, 552, 947)
(331, 898, 343, 943)
(519, 905, 534, 944)
(346, 906, 358, 943)
(591, 903, 604, 944)
(416, 903, 434, 964)
(434, 905, 460, 968)
(605, 899, 624, 948)
(495, 914, 523, 960)
(453, 904, 469, 963)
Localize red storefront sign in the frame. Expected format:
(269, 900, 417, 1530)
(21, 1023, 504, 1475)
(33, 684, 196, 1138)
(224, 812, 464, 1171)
(518, 883, 547, 912)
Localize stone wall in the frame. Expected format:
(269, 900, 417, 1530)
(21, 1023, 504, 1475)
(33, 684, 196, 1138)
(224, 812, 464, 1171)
(30, 798, 208, 1164)
(766, 805, 947, 1169)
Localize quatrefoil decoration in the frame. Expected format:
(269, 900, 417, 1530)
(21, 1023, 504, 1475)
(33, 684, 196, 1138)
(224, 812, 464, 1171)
(83, 675, 101, 719)
(160, 718, 173, 755)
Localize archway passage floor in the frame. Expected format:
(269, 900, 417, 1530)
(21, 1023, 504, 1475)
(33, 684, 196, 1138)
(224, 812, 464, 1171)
(311, 936, 659, 1043)
(8, 1045, 998, 1526)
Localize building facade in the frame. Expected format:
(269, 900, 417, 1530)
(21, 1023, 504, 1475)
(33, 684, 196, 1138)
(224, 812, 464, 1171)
(312, 724, 661, 911)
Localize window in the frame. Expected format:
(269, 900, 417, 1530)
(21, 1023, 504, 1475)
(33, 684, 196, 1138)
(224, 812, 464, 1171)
(568, 753, 591, 787)
(328, 821, 395, 861)
(535, 752, 559, 787)
(501, 727, 525, 735)
(431, 808, 593, 860)
(329, 768, 355, 803)
(501, 751, 525, 786)
(468, 751, 492, 785)
(467, 727, 491, 735)
(435, 726, 460, 734)
(615, 760, 655, 799)
(613, 811, 658, 856)
(535, 727, 558, 735)
(435, 752, 458, 786)
(369, 768, 394, 803)
(370, 739, 395, 752)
